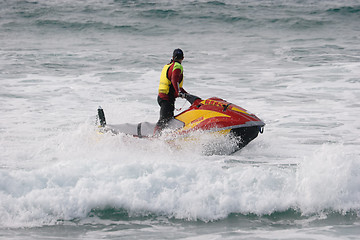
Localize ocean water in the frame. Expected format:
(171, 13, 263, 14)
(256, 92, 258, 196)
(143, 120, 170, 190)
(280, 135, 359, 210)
(1, 0, 360, 239)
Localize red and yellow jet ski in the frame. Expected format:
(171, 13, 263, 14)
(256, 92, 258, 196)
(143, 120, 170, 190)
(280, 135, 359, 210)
(97, 94, 265, 151)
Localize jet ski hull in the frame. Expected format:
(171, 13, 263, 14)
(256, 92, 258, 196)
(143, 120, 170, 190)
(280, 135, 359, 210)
(230, 126, 262, 149)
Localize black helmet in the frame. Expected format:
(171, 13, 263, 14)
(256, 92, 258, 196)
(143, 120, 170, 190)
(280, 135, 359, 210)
(173, 48, 184, 60)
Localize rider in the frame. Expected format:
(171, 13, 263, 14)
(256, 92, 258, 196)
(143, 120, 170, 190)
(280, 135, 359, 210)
(155, 48, 187, 134)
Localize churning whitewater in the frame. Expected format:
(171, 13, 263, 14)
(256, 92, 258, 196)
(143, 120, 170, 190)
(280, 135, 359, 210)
(0, 0, 360, 239)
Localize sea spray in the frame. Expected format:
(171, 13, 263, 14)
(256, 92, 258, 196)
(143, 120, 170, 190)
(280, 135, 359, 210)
(296, 144, 360, 215)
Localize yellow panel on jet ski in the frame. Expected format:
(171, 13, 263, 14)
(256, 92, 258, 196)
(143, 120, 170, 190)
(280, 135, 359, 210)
(230, 106, 251, 115)
(175, 109, 230, 130)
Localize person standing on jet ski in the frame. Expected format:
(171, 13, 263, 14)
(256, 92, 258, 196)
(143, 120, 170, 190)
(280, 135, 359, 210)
(155, 48, 187, 134)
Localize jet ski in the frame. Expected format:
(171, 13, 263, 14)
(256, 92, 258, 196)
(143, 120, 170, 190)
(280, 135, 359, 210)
(97, 94, 265, 151)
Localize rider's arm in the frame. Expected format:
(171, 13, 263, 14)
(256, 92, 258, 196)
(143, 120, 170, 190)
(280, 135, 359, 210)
(171, 68, 182, 98)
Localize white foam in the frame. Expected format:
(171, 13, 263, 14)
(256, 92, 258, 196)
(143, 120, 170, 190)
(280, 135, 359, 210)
(1, 0, 360, 228)
(1, 122, 359, 227)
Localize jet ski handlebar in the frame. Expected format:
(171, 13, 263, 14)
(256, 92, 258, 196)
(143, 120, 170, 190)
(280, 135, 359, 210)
(180, 93, 201, 105)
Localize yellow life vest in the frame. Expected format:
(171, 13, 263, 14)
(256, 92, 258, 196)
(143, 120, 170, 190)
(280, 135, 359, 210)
(158, 62, 183, 94)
